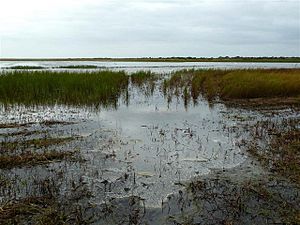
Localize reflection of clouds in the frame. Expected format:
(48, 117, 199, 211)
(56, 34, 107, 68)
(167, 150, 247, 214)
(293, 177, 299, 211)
(1, 0, 299, 57)
(95, 86, 248, 207)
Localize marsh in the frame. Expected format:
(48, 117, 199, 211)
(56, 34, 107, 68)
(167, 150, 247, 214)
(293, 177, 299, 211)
(0, 63, 299, 224)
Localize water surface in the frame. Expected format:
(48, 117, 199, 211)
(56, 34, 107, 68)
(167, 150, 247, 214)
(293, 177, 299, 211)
(1, 61, 299, 73)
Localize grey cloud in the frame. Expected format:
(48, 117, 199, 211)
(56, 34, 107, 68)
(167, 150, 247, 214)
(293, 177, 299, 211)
(1, 0, 299, 57)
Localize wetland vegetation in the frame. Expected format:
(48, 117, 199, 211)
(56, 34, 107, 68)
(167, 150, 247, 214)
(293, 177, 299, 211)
(163, 68, 300, 102)
(0, 67, 299, 224)
(0, 70, 129, 108)
(4, 66, 46, 70)
(57, 65, 99, 69)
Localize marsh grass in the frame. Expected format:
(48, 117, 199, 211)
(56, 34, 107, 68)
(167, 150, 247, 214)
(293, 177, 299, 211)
(248, 126, 300, 185)
(0, 137, 74, 152)
(39, 120, 76, 126)
(0, 121, 74, 130)
(0, 180, 92, 225)
(57, 65, 99, 69)
(221, 69, 300, 98)
(164, 69, 300, 103)
(0, 129, 46, 137)
(1, 69, 299, 109)
(0, 196, 55, 224)
(0, 150, 77, 169)
(0, 122, 33, 129)
(188, 175, 300, 224)
(131, 71, 158, 96)
(0, 70, 129, 108)
(6, 66, 45, 70)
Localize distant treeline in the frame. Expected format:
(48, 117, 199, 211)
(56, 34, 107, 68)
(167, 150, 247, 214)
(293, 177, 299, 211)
(1, 57, 300, 63)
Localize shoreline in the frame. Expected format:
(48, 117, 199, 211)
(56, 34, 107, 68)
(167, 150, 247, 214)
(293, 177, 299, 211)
(1, 57, 300, 63)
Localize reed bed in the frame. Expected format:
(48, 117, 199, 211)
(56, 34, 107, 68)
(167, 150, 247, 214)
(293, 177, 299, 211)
(1, 69, 299, 108)
(131, 71, 158, 96)
(0, 70, 129, 108)
(163, 69, 300, 102)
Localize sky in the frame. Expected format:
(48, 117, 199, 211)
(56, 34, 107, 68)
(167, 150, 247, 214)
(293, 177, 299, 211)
(0, 0, 299, 58)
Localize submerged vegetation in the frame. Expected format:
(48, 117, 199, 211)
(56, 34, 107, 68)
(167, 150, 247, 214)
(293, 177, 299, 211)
(248, 119, 300, 185)
(187, 171, 300, 224)
(0, 177, 92, 225)
(163, 69, 300, 103)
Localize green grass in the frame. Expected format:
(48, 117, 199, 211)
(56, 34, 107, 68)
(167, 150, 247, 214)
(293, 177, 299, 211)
(1, 69, 299, 108)
(131, 71, 157, 86)
(164, 69, 300, 102)
(131, 71, 158, 96)
(221, 69, 300, 98)
(0, 70, 129, 108)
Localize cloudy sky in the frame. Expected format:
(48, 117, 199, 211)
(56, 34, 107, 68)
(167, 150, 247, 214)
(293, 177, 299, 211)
(0, 0, 299, 58)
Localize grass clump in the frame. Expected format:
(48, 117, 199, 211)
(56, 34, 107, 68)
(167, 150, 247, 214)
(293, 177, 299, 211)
(0, 137, 74, 152)
(131, 71, 158, 96)
(39, 120, 75, 126)
(0, 70, 129, 108)
(0, 129, 46, 137)
(163, 69, 300, 103)
(0, 187, 92, 225)
(0, 150, 77, 169)
(0, 196, 54, 224)
(0, 122, 33, 129)
(221, 69, 300, 99)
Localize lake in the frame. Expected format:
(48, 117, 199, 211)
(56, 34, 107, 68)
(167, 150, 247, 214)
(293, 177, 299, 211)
(1, 61, 299, 73)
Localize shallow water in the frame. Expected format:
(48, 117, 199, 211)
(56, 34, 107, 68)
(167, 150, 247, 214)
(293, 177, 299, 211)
(0, 80, 269, 207)
(1, 61, 299, 73)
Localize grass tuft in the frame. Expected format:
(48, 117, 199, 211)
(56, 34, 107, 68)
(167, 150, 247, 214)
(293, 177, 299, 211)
(0, 150, 77, 169)
(0, 137, 74, 152)
(131, 71, 158, 96)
